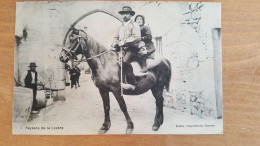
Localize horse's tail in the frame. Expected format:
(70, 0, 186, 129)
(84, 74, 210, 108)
(163, 58, 171, 92)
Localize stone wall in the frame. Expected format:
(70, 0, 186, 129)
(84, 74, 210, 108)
(182, 2, 204, 32)
(136, 2, 221, 119)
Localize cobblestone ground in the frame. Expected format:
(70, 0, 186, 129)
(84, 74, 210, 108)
(13, 72, 222, 135)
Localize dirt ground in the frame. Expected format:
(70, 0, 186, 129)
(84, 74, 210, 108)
(13, 72, 222, 135)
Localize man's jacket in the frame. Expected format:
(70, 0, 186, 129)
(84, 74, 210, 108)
(140, 25, 156, 54)
(24, 70, 38, 88)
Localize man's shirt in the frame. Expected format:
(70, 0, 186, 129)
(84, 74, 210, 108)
(113, 20, 141, 46)
(31, 72, 36, 84)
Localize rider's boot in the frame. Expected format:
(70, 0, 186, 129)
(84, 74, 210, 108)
(135, 72, 148, 77)
(141, 59, 169, 73)
(140, 67, 148, 73)
(122, 83, 136, 91)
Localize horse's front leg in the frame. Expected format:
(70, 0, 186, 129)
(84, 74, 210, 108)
(98, 88, 111, 134)
(112, 89, 134, 134)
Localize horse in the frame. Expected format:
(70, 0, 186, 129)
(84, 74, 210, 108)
(59, 29, 172, 134)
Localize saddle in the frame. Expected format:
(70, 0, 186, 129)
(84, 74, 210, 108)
(117, 54, 148, 77)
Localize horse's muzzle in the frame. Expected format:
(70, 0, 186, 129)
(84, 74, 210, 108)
(59, 51, 69, 63)
(60, 56, 69, 63)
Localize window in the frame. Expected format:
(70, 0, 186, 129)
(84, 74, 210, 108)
(154, 36, 162, 54)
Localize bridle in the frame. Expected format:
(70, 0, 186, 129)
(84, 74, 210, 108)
(62, 36, 82, 61)
(62, 35, 111, 63)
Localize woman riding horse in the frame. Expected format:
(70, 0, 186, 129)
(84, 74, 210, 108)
(59, 28, 171, 134)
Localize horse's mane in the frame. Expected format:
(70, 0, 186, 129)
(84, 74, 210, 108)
(78, 29, 107, 54)
(77, 29, 117, 68)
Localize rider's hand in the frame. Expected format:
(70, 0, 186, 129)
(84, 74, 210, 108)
(111, 44, 120, 52)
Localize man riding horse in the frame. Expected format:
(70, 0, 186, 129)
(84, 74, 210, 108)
(111, 6, 147, 91)
(59, 6, 172, 134)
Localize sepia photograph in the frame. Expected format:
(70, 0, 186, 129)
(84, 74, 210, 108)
(13, 1, 222, 135)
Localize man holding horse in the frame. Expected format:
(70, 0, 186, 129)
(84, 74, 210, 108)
(112, 6, 144, 90)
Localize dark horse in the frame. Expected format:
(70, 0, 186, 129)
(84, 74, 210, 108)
(59, 29, 171, 134)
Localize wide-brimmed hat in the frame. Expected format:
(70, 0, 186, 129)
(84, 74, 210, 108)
(119, 6, 135, 16)
(28, 62, 37, 67)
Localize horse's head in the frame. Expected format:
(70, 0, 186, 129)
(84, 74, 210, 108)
(59, 28, 87, 63)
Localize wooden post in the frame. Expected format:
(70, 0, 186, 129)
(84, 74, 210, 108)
(120, 47, 123, 96)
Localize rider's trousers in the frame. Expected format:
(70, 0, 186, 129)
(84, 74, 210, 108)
(122, 46, 139, 85)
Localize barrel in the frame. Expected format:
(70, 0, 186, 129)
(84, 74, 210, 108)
(36, 90, 47, 109)
(13, 87, 33, 123)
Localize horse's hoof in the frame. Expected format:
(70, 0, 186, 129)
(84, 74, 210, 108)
(152, 125, 160, 131)
(125, 128, 133, 134)
(98, 122, 111, 134)
(98, 129, 108, 135)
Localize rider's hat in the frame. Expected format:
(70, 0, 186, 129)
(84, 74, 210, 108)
(119, 6, 135, 16)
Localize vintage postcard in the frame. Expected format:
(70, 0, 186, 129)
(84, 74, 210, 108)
(13, 1, 222, 134)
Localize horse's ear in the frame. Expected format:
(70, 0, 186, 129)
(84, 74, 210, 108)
(69, 26, 79, 34)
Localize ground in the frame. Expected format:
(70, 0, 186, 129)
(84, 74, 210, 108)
(13, 72, 222, 135)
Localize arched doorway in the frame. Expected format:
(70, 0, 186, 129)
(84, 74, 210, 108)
(63, 9, 122, 48)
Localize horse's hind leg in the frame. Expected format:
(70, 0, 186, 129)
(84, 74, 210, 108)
(151, 85, 164, 131)
(98, 88, 111, 134)
(112, 89, 134, 134)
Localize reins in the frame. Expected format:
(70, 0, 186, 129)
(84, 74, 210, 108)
(74, 49, 112, 62)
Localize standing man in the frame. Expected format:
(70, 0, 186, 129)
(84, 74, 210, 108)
(75, 64, 81, 87)
(69, 63, 79, 89)
(22, 62, 40, 113)
(112, 6, 141, 90)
